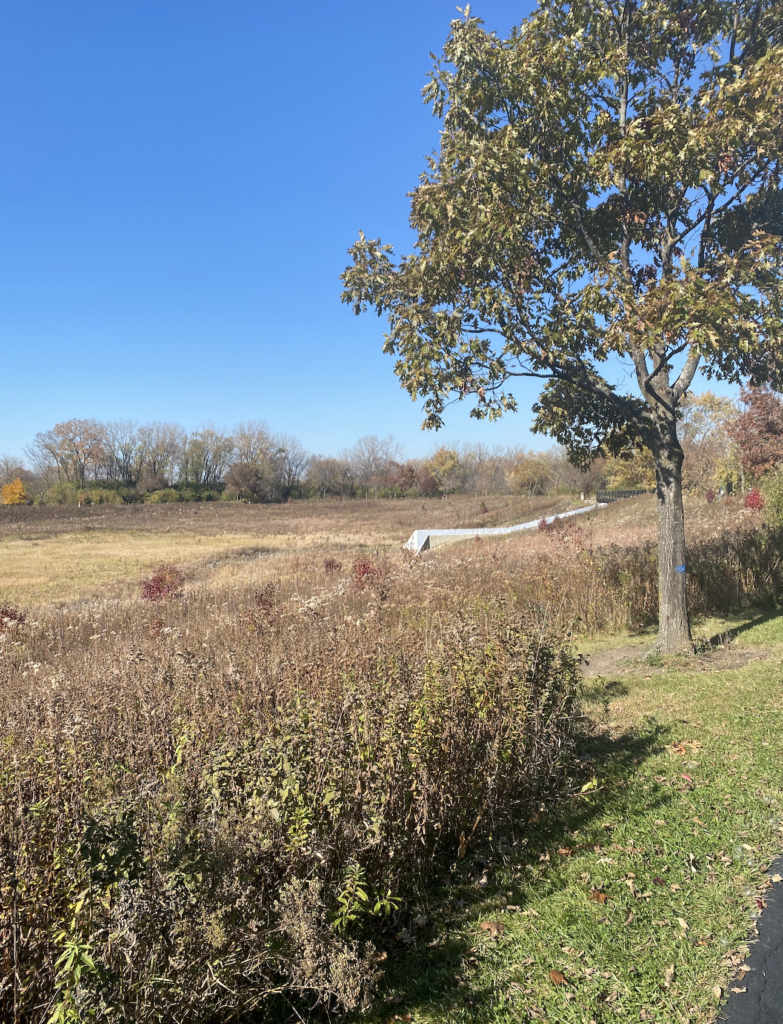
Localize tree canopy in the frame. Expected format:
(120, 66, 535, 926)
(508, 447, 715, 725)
(342, 0, 783, 464)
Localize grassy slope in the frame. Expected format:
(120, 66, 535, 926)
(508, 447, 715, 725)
(365, 611, 783, 1024)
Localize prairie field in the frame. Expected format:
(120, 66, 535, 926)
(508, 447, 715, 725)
(0, 495, 567, 607)
(1, 494, 782, 1024)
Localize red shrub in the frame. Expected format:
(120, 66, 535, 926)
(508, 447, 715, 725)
(351, 557, 386, 591)
(141, 565, 184, 601)
(745, 488, 765, 510)
(705, 488, 716, 504)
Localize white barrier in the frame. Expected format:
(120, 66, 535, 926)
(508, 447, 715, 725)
(403, 503, 607, 554)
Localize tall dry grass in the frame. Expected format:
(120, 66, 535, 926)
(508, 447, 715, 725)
(1, 496, 780, 1021)
(0, 558, 580, 1022)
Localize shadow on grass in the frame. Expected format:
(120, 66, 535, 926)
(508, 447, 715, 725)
(364, 712, 675, 1021)
(704, 605, 783, 647)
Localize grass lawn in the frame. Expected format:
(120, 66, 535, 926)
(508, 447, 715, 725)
(363, 610, 783, 1024)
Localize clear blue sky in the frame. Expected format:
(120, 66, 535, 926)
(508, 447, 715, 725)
(0, 1, 734, 462)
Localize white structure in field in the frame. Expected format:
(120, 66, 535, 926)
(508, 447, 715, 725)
(403, 503, 606, 555)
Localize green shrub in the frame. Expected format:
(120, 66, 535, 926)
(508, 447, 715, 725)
(80, 488, 125, 506)
(145, 488, 183, 503)
(763, 474, 783, 529)
(0, 610, 580, 1021)
(42, 481, 81, 505)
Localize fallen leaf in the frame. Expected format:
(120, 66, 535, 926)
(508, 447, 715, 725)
(558, 847, 574, 856)
(604, 990, 619, 1003)
(677, 917, 689, 931)
(730, 986, 747, 994)
(479, 921, 505, 938)
(664, 965, 675, 988)
(653, 877, 665, 885)
(624, 909, 634, 926)
(770, 873, 783, 883)
(549, 969, 569, 986)
(589, 889, 608, 904)
(681, 774, 694, 783)
(712, 984, 723, 1001)
(414, 913, 427, 928)
(384, 995, 404, 1004)
(654, 818, 666, 825)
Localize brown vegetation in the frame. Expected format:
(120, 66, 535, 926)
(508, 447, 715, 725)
(1, 495, 781, 1021)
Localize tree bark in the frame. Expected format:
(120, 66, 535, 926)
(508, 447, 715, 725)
(654, 441, 693, 654)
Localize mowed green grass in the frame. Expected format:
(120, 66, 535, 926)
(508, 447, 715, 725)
(362, 611, 783, 1024)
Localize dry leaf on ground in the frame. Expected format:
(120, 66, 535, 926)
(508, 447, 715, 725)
(479, 921, 505, 938)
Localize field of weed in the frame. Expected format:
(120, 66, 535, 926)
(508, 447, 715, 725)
(0, 494, 781, 1022)
(0, 495, 564, 607)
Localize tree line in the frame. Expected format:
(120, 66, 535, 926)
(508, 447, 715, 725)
(0, 388, 779, 505)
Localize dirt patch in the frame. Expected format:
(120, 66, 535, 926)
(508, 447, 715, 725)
(581, 643, 768, 677)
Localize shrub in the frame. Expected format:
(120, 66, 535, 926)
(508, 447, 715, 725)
(43, 481, 81, 505)
(351, 556, 386, 590)
(765, 475, 783, 529)
(80, 488, 125, 506)
(0, 477, 28, 505)
(324, 557, 342, 573)
(0, 608, 580, 1021)
(141, 564, 184, 601)
(0, 605, 25, 627)
(745, 488, 765, 510)
(145, 488, 183, 503)
(705, 488, 716, 504)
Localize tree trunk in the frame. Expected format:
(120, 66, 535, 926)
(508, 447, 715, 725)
(654, 443, 692, 654)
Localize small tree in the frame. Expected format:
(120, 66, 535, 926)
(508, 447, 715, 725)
(728, 385, 783, 482)
(1, 478, 28, 505)
(343, 1, 783, 652)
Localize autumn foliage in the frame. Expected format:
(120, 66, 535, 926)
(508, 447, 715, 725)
(141, 564, 184, 601)
(729, 387, 783, 482)
(0, 477, 27, 505)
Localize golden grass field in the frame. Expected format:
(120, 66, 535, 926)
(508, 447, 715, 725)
(0, 495, 570, 607)
(0, 492, 756, 609)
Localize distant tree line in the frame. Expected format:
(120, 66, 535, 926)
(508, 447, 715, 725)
(0, 391, 779, 505)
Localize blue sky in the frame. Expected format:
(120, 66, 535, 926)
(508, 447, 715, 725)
(0, 1, 734, 462)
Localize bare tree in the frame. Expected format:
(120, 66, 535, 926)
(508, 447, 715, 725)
(306, 456, 354, 498)
(346, 435, 402, 498)
(102, 420, 145, 484)
(233, 421, 277, 465)
(276, 434, 310, 494)
(180, 425, 234, 486)
(28, 419, 106, 486)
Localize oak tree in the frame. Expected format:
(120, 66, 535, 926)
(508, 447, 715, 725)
(342, 0, 783, 651)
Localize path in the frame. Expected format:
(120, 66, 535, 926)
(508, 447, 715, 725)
(721, 857, 783, 1024)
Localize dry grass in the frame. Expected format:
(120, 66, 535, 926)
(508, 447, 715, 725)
(0, 495, 570, 607)
(0, 491, 781, 1022)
